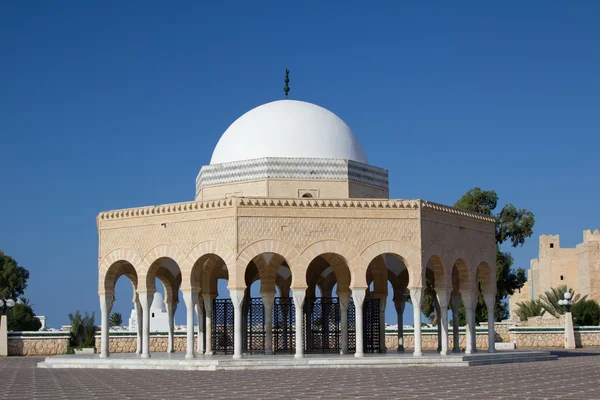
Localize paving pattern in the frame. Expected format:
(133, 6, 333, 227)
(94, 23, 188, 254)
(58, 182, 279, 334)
(2, 350, 600, 399)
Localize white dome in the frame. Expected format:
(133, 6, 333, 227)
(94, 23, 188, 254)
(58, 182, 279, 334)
(150, 292, 166, 312)
(210, 100, 368, 165)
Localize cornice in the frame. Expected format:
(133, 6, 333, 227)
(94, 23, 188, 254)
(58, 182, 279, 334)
(97, 197, 495, 223)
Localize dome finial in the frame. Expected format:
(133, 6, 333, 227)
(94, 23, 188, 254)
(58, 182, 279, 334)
(283, 68, 290, 99)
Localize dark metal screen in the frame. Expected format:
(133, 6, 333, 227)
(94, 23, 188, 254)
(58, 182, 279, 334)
(348, 300, 356, 352)
(363, 298, 380, 353)
(212, 298, 234, 354)
(243, 297, 265, 354)
(273, 297, 295, 353)
(346, 298, 380, 353)
(303, 297, 341, 353)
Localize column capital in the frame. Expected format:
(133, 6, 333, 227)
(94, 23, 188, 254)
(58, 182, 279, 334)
(436, 290, 452, 308)
(483, 293, 496, 306)
(462, 291, 477, 310)
(338, 293, 351, 309)
(351, 287, 367, 307)
(229, 289, 245, 309)
(261, 292, 275, 309)
(99, 293, 114, 312)
(292, 289, 306, 309)
(408, 287, 424, 305)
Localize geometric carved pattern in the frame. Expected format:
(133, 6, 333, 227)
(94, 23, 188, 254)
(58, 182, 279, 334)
(196, 157, 389, 197)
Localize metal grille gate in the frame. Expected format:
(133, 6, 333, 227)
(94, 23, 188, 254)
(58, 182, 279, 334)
(212, 299, 234, 354)
(213, 296, 380, 355)
(363, 298, 380, 353)
(303, 298, 341, 353)
(273, 297, 295, 353)
(243, 297, 265, 354)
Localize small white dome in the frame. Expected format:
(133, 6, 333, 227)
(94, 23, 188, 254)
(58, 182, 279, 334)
(150, 292, 166, 312)
(210, 100, 368, 165)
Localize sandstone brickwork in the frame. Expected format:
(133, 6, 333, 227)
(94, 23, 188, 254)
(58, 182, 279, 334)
(8, 336, 70, 356)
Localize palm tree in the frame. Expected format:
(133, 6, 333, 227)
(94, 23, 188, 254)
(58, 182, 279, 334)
(109, 312, 123, 327)
(515, 300, 544, 321)
(538, 285, 586, 318)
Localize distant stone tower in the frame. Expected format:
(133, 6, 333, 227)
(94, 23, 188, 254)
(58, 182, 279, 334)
(510, 229, 600, 320)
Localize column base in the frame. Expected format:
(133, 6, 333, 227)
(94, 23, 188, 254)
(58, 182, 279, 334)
(99, 353, 109, 359)
(185, 352, 195, 359)
(413, 351, 422, 357)
(294, 353, 304, 359)
(379, 348, 387, 354)
(440, 351, 448, 356)
(168, 349, 175, 353)
(354, 352, 364, 358)
(205, 351, 214, 356)
(264, 351, 274, 355)
(397, 346, 404, 353)
(340, 350, 348, 355)
(452, 348, 461, 353)
(488, 349, 496, 353)
(232, 354, 242, 359)
(141, 353, 151, 359)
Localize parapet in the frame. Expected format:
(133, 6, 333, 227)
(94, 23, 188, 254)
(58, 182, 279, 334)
(583, 229, 600, 242)
(540, 234, 560, 251)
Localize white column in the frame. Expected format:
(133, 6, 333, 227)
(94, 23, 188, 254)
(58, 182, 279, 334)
(451, 291, 461, 353)
(338, 293, 350, 354)
(134, 295, 142, 354)
(435, 297, 442, 351)
(0, 315, 7, 357)
(409, 287, 423, 356)
(166, 302, 177, 353)
(462, 292, 477, 354)
(230, 289, 245, 359)
(436, 290, 451, 356)
(195, 295, 205, 354)
(379, 297, 387, 353)
(183, 290, 196, 359)
(484, 293, 496, 353)
(262, 292, 275, 355)
(292, 289, 305, 359)
(393, 296, 406, 352)
(203, 295, 214, 355)
(139, 292, 153, 359)
(564, 311, 576, 349)
(99, 294, 113, 358)
(352, 288, 366, 358)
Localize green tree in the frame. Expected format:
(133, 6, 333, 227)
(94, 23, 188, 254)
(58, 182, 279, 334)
(69, 311, 98, 348)
(109, 312, 123, 327)
(514, 300, 544, 321)
(7, 299, 42, 331)
(0, 250, 30, 300)
(454, 187, 534, 321)
(538, 285, 585, 318)
(572, 299, 600, 326)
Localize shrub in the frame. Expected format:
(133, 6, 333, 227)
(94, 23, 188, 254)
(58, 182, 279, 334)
(7, 302, 42, 331)
(515, 300, 544, 321)
(68, 311, 98, 348)
(572, 299, 600, 326)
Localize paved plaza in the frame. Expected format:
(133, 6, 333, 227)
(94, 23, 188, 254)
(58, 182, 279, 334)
(1, 350, 600, 400)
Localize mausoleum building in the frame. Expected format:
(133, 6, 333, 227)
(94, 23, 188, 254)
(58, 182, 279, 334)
(97, 99, 497, 360)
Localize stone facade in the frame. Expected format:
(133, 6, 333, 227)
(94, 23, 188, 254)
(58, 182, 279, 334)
(7, 333, 70, 356)
(510, 230, 600, 319)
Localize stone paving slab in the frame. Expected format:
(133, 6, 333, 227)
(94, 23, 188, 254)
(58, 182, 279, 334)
(1, 349, 600, 399)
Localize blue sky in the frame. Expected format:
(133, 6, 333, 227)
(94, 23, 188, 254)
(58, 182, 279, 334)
(1, 1, 599, 328)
